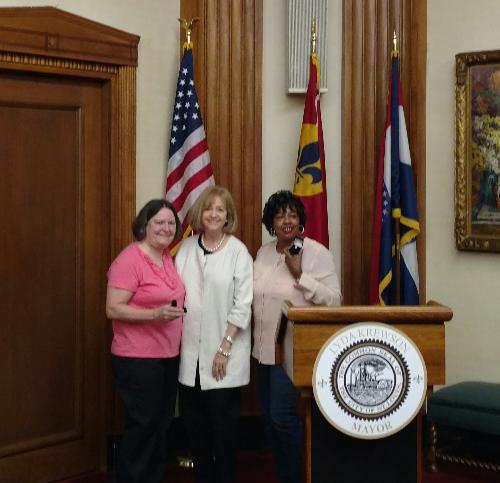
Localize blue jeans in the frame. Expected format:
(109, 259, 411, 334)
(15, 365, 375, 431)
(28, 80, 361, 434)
(257, 363, 302, 483)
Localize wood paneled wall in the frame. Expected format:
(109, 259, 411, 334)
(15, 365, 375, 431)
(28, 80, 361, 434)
(342, 0, 427, 304)
(180, 0, 263, 257)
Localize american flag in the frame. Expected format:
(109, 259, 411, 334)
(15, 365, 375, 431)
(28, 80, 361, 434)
(166, 46, 214, 253)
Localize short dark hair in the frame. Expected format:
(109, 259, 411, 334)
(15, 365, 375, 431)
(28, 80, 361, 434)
(132, 199, 182, 241)
(262, 190, 306, 235)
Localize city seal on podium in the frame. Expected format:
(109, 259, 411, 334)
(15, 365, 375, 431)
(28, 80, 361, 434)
(312, 322, 427, 440)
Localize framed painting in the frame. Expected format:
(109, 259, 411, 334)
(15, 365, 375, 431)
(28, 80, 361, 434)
(456, 50, 500, 252)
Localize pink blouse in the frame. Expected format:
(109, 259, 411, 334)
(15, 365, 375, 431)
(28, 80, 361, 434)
(107, 243, 185, 358)
(252, 237, 341, 364)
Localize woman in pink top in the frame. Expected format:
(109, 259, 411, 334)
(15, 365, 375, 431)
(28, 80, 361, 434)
(253, 191, 341, 483)
(106, 199, 186, 483)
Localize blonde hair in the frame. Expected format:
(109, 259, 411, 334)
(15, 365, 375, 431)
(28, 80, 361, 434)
(189, 185, 238, 233)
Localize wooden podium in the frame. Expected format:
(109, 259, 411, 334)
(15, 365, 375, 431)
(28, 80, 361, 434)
(278, 301, 453, 483)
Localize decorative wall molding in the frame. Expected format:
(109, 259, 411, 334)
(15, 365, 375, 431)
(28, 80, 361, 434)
(0, 7, 138, 65)
(0, 51, 119, 73)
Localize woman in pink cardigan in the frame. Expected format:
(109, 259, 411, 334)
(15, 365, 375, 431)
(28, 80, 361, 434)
(252, 190, 342, 483)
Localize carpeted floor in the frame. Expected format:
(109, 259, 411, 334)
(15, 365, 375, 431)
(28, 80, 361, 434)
(58, 451, 500, 483)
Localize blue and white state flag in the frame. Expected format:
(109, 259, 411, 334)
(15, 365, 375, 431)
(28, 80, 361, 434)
(369, 52, 420, 305)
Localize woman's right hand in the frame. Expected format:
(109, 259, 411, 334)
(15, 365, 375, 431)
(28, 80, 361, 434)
(152, 304, 185, 322)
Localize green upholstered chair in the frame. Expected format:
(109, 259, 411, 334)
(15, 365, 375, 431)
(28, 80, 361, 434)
(427, 382, 500, 473)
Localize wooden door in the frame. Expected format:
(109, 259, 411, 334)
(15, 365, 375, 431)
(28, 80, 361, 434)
(0, 71, 110, 482)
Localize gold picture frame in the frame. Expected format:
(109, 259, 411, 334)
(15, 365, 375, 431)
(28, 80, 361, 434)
(456, 50, 500, 252)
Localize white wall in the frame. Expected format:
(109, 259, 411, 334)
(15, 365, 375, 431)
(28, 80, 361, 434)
(427, 0, 500, 384)
(0, 0, 181, 208)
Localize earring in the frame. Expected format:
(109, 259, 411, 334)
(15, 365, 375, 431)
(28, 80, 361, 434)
(270, 227, 275, 236)
(298, 225, 305, 234)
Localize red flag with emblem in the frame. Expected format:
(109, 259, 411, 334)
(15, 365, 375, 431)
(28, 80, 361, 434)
(292, 53, 329, 248)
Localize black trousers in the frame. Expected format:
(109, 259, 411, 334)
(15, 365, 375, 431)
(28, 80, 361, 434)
(179, 369, 241, 483)
(111, 355, 179, 483)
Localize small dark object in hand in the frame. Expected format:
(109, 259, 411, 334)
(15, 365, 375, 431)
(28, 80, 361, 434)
(289, 237, 304, 256)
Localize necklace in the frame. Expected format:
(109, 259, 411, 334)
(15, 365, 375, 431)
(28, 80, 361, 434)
(200, 233, 226, 253)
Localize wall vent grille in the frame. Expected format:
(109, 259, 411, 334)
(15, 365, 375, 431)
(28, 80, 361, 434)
(287, 0, 328, 94)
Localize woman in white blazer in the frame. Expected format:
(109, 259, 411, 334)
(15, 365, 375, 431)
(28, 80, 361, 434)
(175, 185, 253, 483)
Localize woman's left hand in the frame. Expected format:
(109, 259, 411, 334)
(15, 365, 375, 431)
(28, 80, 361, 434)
(212, 352, 228, 381)
(284, 247, 303, 281)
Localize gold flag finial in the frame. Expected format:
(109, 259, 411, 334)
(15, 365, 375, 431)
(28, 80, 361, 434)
(392, 30, 399, 57)
(311, 19, 317, 55)
(178, 17, 199, 51)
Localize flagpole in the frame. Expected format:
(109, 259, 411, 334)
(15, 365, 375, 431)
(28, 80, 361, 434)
(392, 30, 401, 305)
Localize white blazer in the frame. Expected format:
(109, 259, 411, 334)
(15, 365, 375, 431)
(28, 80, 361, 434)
(175, 234, 253, 390)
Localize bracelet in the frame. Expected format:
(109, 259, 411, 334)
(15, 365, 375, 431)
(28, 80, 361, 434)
(224, 335, 234, 345)
(217, 346, 231, 358)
